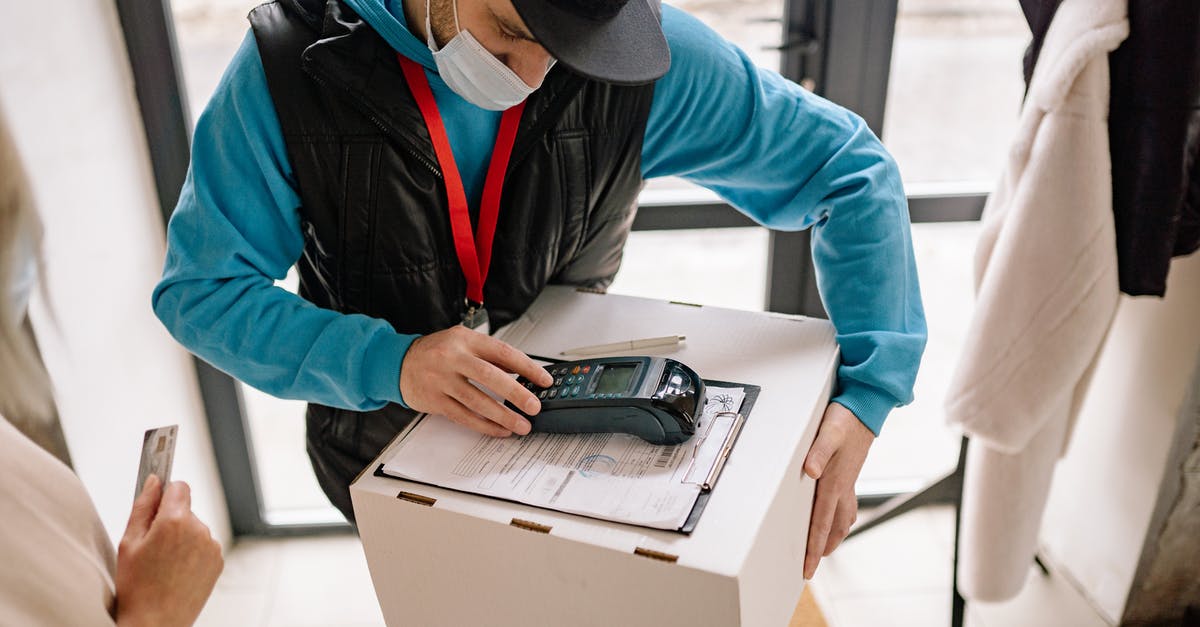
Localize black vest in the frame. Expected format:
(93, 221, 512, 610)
(249, 0, 655, 520)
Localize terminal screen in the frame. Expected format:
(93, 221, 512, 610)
(595, 364, 637, 395)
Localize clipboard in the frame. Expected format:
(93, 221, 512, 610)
(678, 379, 759, 533)
(375, 378, 760, 534)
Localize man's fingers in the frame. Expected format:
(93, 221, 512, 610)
(125, 474, 164, 540)
(804, 480, 838, 579)
(799, 403, 877, 573)
(803, 424, 841, 480)
(443, 396, 512, 438)
(475, 335, 552, 387)
(822, 494, 858, 557)
(452, 380, 532, 435)
(466, 358, 542, 416)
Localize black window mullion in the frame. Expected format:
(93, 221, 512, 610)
(768, 0, 900, 316)
(115, 0, 349, 537)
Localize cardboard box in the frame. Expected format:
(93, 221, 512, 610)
(351, 288, 838, 626)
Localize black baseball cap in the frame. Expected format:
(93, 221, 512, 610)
(510, 0, 671, 85)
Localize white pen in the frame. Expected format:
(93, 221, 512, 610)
(560, 335, 686, 356)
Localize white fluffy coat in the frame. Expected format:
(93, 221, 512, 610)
(944, 0, 1129, 601)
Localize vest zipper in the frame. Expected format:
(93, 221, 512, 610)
(507, 74, 586, 169)
(306, 70, 444, 180)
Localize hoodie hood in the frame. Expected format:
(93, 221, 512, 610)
(344, 0, 437, 71)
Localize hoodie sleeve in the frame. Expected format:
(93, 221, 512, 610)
(641, 8, 927, 434)
(153, 31, 414, 410)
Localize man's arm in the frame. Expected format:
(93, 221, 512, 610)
(642, 7, 927, 576)
(152, 33, 412, 411)
(153, 32, 550, 431)
(643, 8, 926, 434)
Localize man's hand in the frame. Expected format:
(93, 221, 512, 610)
(802, 402, 875, 579)
(400, 325, 554, 437)
(116, 475, 224, 627)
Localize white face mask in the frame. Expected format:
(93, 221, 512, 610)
(426, 0, 538, 110)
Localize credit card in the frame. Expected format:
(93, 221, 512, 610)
(135, 424, 178, 499)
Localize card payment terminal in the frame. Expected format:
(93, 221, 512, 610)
(511, 357, 707, 445)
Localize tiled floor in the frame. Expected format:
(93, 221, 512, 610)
(197, 535, 385, 627)
(812, 505, 956, 625)
(198, 505, 1110, 627)
(809, 506, 1108, 627)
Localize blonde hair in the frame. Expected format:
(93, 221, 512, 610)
(0, 107, 53, 423)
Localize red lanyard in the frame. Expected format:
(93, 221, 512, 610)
(398, 55, 526, 306)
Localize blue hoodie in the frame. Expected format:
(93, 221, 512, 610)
(152, 0, 926, 435)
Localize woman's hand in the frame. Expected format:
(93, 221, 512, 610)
(115, 475, 223, 627)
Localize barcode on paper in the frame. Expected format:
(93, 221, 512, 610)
(654, 446, 679, 469)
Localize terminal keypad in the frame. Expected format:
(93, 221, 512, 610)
(523, 363, 599, 400)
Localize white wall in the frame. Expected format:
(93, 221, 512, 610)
(1039, 251, 1200, 622)
(0, 2, 230, 547)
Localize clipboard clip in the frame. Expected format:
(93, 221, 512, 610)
(681, 411, 746, 491)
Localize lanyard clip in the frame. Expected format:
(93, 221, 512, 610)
(461, 299, 489, 332)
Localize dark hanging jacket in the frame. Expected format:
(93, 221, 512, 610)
(1021, 0, 1200, 296)
(250, 0, 655, 520)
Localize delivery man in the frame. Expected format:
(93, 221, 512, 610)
(153, 0, 926, 579)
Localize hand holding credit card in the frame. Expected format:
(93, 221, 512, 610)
(135, 425, 177, 499)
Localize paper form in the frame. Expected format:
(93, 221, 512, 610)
(381, 387, 745, 530)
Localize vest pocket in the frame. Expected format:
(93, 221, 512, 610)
(550, 130, 593, 264)
(339, 140, 383, 314)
